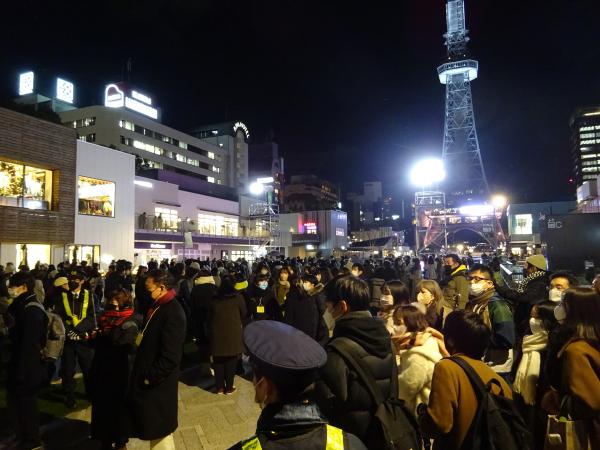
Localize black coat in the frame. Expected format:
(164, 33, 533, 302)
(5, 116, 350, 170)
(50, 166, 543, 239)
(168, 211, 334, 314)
(207, 293, 246, 357)
(90, 313, 140, 443)
(189, 282, 218, 344)
(246, 285, 282, 322)
(52, 288, 97, 335)
(315, 311, 397, 443)
(129, 298, 186, 440)
(7, 293, 48, 394)
(285, 284, 328, 345)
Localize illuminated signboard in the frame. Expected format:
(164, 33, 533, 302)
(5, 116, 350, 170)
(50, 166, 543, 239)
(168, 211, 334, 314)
(56, 78, 74, 104)
(104, 83, 159, 120)
(304, 222, 317, 234)
(233, 121, 250, 139)
(150, 243, 167, 249)
(19, 71, 34, 95)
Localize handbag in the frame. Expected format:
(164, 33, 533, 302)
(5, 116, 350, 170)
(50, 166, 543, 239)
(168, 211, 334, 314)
(545, 396, 592, 450)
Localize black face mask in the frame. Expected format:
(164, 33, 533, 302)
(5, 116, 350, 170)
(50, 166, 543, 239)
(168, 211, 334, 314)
(104, 303, 118, 311)
(69, 281, 80, 291)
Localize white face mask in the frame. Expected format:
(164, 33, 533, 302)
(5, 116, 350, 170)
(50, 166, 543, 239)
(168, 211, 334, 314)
(468, 282, 488, 297)
(393, 324, 407, 336)
(549, 288, 564, 302)
(529, 317, 545, 335)
(7, 287, 19, 299)
(380, 294, 394, 307)
(554, 303, 566, 324)
(302, 282, 312, 292)
(351, 270, 359, 277)
(417, 291, 433, 306)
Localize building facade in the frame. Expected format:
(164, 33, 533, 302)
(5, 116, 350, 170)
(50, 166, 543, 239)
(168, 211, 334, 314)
(283, 175, 339, 212)
(571, 106, 600, 188)
(280, 210, 348, 258)
(0, 107, 76, 266)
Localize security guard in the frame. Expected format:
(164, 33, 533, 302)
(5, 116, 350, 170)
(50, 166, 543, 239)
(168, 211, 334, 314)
(53, 272, 96, 408)
(228, 321, 367, 450)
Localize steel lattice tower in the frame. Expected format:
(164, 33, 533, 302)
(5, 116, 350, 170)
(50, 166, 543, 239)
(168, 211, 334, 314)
(438, 0, 489, 206)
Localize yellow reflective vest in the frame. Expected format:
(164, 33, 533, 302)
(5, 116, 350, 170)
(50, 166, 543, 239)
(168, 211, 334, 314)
(62, 290, 89, 327)
(241, 424, 344, 450)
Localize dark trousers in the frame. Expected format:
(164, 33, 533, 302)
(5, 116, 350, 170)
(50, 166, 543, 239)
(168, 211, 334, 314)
(213, 355, 238, 390)
(60, 340, 94, 397)
(7, 389, 41, 449)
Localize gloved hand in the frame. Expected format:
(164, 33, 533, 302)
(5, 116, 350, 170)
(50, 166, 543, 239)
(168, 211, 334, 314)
(67, 330, 80, 341)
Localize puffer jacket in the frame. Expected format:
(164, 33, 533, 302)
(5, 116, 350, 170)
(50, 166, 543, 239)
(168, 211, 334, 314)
(315, 311, 396, 444)
(397, 335, 442, 415)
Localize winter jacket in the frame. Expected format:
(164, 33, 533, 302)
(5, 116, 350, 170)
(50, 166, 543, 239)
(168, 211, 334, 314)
(228, 400, 367, 450)
(52, 288, 97, 335)
(274, 280, 291, 306)
(315, 311, 397, 443)
(285, 284, 328, 345)
(90, 313, 140, 443)
(246, 285, 281, 321)
(129, 298, 186, 440)
(189, 279, 217, 344)
(7, 292, 48, 394)
(397, 335, 443, 415)
(207, 293, 246, 357)
(104, 272, 132, 300)
(441, 265, 469, 311)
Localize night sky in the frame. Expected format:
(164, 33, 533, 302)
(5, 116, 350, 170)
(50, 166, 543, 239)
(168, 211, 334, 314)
(1, 0, 599, 205)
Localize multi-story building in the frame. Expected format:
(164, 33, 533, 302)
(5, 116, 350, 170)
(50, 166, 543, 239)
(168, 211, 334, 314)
(248, 140, 284, 205)
(189, 121, 250, 193)
(571, 106, 600, 188)
(280, 210, 348, 258)
(283, 175, 339, 212)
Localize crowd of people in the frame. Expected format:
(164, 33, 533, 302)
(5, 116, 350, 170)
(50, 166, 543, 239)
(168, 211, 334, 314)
(1, 252, 599, 450)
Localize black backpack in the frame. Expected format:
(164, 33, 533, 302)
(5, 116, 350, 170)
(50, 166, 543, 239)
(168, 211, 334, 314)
(330, 337, 421, 450)
(449, 357, 531, 450)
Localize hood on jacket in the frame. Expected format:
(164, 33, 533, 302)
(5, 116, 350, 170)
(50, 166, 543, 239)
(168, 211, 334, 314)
(195, 276, 215, 285)
(451, 265, 468, 277)
(333, 311, 391, 359)
(307, 283, 324, 297)
(405, 335, 443, 364)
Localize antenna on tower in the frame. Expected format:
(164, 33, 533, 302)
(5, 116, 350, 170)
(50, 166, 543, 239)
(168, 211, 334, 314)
(126, 57, 133, 82)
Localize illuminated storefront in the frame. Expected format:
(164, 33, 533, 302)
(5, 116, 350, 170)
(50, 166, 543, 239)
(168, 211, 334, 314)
(15, 244, 51, 266)
(78, 176, 115, 217)
(0, 159, 53, 210)
(197, 212, 239, 236)
(65, 244, 101, 265)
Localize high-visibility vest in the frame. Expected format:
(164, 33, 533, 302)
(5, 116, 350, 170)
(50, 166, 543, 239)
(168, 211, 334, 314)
(241, 424, 343, 450)
(62, 290, 89, 327)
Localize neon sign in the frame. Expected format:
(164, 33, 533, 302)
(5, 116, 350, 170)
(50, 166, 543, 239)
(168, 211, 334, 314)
(104, 83, 159, 120)
(56, 78, 74, 104)
(19, 72, 34, 95)
(233, 121, 250, 139)
(304, 222, 317, 234)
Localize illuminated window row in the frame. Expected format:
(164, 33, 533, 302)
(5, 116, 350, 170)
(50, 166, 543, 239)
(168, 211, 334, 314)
(582, 153, 599, 159)
(78, 133, 96, 143)
(582, 160, 600, 166)
(582, 167, 600, 172)
(580, 133, 596, 139)
(119, 120, 216, 159)
(580, 139, 599, 145)
(71, 117, 96, 128)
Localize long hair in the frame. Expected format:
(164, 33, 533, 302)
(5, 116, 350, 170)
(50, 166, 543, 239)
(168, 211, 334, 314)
(416, 279, 443, 315)
(563, 287, 600, 348)
(382, 280, 410, 306)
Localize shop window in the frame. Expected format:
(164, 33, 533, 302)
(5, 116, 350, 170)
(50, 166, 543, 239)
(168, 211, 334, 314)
(78, 176, 115, 217)
(198, 212, 239, 236)
(155, 207, 178, 230)
(513, 214, 533, 235)
(0, 160, 52, 210)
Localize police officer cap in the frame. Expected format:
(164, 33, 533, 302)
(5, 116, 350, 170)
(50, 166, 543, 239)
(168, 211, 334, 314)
(244, 321, 326, 385)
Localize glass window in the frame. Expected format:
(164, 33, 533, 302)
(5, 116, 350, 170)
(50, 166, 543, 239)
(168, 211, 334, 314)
(0, 160, 52, 210)
(336, 227, 345, 236)
(207, 177, 215, 183)
(78, 176, 115, 217)
(154, 207, 178, 230)
(513, 214, 533, 235)
(176, 154, 186, 163)
(208, 152, 215, 159)
(197, 213, 239, 236)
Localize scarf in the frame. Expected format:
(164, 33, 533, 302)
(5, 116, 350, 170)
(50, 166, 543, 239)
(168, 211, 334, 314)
(195, 276, 215, 285)
(99, 308, 134, 331)
(516, 270, 547, 294)
(513, 331, 548, 405)
(146, 289, 176, 320)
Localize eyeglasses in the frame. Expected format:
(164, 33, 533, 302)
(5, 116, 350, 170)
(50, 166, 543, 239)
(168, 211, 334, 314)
(468, 275, 491, 283)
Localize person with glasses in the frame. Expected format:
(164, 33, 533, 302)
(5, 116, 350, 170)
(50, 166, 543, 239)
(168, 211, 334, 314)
(466, 264, 515, 381)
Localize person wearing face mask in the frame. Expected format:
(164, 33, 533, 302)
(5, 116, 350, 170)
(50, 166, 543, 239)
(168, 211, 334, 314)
(52, 272, 96, 408)
(377, 280, 410, 335)
(496, 254, 550, 339)
(548, 271, 578, 303)
(351, 263, 365, 280)
(229, 320, 367, 450)
(314, 275, 398, 448)
(129, 269, 186, 449)
(512, 302, 558, 450)
(247, 273, 280, 321)
(440, 254, 470, 318)
(466, 264, 515, 380)
(89, 289, 140, 450)
(415, 279, 444, 331)
(5, 272, 48, 450)
(285, 273, 328, 345)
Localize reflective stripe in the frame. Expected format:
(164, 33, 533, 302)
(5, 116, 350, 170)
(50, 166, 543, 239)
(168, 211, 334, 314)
(241, 436, 262, 450)
(62, 290, 89, 327)
(326, 425, 344, 450)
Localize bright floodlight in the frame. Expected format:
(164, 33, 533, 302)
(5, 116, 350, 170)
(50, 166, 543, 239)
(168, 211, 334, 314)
(459, 204, 494, 216)
(249, 182, 265, 196)
(410, 158, 445, 187)
(492, 195, 507, 209)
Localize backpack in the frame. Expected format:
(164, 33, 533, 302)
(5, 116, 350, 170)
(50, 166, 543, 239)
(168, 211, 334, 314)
(25, 301, 66, 361)
(449, 356, 531, 450)
(330, 337, 421, 450)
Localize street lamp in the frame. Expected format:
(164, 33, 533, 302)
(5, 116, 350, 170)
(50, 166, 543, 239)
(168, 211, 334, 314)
(410, 158, 447, 254)
(249, 182, 265, 196)
(492, 194, 507, 210)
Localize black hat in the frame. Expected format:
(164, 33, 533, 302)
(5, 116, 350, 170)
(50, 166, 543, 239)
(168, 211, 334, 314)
(244, 321, 327, 396)
(70, 270, 87, 280)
